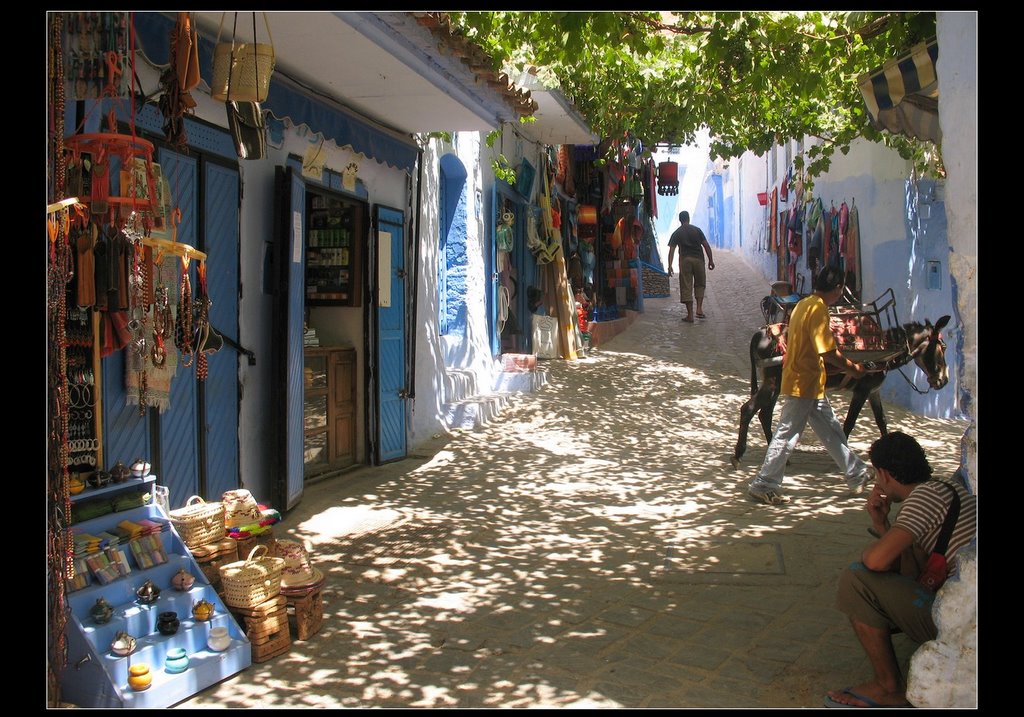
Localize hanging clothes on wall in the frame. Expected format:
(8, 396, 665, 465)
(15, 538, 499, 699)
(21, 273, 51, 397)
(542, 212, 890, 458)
(769, 187, 779, 252)
(807, 197, 824, 281)
(844, 202, 861, 296)
(829, 205, 842, 269)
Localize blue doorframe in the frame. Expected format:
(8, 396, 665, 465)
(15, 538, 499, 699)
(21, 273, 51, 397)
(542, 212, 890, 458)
(273, 165, 307, 510)
(373, 205, 408, 463)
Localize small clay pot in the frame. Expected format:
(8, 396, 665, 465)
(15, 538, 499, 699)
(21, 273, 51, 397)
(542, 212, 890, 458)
(164, 647, 189, 674)
(207, 626, 232, 652)
(157, 611, 180, 636)
(128, 663, 152, 691)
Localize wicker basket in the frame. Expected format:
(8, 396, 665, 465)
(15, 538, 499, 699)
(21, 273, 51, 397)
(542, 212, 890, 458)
(210, 12, 275, 102)
(169, 495, 225, 550)
(219, 545, 286, 609)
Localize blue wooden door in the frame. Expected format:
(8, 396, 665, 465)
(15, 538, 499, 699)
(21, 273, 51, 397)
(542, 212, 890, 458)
(277, 167, 306, 508)
(374, 205, 407, 463)
(157, 148, 200, 508)
(488, 183, 499, 355)
(202, 162, 240, 500)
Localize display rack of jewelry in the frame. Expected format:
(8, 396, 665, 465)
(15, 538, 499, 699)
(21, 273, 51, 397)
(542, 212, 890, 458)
(66, 305, 103, 472)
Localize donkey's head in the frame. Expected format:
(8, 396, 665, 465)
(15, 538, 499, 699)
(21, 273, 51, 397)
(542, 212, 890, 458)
(908, 315, 951, 390)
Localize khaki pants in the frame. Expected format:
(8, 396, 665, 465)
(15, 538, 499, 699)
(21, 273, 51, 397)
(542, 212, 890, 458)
(678, 255, 706, 302)
(835, 562, 937, 644)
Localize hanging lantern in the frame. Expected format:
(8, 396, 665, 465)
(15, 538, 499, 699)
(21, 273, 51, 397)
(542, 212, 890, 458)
(657, 161, 679, 196)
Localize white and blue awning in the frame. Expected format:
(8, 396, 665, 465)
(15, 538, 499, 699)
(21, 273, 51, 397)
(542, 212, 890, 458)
(858, 38, 940, 144)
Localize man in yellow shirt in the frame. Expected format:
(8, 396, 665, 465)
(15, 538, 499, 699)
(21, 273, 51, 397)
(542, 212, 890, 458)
(747, 267, 872, 505)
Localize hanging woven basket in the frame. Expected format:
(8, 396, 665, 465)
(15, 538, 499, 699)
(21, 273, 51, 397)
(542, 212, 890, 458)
(210, 12, 276, 103)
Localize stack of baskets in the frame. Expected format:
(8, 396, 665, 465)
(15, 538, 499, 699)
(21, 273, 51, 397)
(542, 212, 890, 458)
(168, 496, 226, 551)
(219, 545, 286, 610)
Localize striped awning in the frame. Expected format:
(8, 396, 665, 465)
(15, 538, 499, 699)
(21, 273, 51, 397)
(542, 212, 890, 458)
(858, 38, 941, 144)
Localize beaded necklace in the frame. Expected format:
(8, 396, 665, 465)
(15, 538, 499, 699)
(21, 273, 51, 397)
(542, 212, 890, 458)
(176, 257, 194, 366)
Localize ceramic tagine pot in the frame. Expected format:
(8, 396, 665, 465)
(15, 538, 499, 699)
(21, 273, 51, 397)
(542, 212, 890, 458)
(136, 579, 161, 605)
(192, 598, 215, 622)
(171, 568, 195, 592)
(127, 663, 152, 691)
(207, 626, 232, 652)
(157, 611, 180, 636)
(110, 631, 137, 657)
(164, 647, 190, 674)
(91, 597, 114, 625)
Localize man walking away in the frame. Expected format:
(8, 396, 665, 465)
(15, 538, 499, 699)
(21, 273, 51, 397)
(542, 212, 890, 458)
(666, 211, 714, 322)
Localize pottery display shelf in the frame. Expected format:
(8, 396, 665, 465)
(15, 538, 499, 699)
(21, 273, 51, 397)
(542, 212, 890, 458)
(59, 504, 252, 708)
(70, 474, 156, 504)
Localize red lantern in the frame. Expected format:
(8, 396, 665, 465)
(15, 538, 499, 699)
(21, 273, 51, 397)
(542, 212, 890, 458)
(657, 161, 679, 196)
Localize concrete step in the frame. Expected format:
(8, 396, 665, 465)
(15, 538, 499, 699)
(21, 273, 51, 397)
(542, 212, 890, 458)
(443, 393, 510, 430)
(442, 368, 481, 405)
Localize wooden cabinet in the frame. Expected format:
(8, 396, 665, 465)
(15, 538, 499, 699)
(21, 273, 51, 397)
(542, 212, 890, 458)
(304, 347, 356, 478)
(305, 188, 366, 306)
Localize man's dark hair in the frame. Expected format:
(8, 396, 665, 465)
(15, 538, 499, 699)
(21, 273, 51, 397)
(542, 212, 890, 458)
(814, 266, 845, 293)
(869, 431, 933, 485)
(678, 211, 690, 223)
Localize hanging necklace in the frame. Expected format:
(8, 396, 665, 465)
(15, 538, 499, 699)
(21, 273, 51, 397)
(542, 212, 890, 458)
(176, 257, 194, 366)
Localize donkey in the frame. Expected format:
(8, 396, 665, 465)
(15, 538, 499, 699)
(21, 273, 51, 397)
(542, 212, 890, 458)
(730, 315, 950, 468)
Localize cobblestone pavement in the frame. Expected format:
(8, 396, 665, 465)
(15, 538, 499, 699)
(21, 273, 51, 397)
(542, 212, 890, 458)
(177, 249, 966, 709)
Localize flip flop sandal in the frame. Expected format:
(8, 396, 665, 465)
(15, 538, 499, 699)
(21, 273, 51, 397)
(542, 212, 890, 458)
(696, 313, 707, 319)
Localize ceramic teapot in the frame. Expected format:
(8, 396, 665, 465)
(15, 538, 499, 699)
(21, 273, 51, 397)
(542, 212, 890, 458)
(130, 458, 151, 478)
(111, 631, 137, 656)
(135, 579, 161, 604)
(192, 598, 215, 622)
(171, 567, 195, 591)
(90, 597, 114, 624)
(110, 460, 130, 483)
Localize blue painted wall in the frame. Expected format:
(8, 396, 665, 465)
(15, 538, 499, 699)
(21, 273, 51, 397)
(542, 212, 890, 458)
(440, 153, 469, 337)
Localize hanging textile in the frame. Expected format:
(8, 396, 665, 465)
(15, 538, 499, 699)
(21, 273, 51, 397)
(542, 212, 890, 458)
(845, 203, 862, 295)
(126, 258, 179, 412)
(829, 207, 842, 269)
(769, 187, 779, 252)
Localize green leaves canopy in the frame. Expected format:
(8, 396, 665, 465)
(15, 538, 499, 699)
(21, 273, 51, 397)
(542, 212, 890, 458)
(450, 11, 939, 177)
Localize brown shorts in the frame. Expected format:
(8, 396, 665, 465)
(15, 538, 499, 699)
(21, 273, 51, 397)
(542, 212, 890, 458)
(678, 255, 706, 302)
(835, 562, 937, 644)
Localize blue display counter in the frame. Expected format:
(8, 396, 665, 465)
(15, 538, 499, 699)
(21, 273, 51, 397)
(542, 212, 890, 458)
(59, 503, 251, 708)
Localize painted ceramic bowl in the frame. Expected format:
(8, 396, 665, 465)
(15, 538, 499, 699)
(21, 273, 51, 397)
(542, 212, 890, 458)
(130, 458, 152, 478)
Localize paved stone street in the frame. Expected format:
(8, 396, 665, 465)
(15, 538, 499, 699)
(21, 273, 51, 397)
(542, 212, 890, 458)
(177, 249, 966, 709)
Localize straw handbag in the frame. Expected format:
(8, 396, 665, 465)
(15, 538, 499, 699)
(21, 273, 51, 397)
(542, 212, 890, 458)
(211, 12, 275, 103)
(219, 545, 286, 609)
(221, 489, 262, 529)
(168, 496, 225, 550)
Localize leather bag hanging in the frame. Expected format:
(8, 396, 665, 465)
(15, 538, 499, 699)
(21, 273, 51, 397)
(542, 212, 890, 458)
(222, 14, 268, 160)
